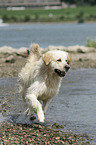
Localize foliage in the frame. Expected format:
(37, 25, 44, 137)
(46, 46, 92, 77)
(0, 6, 96, 23)
(76, 11, 85, 23)
(60, 0, 96, 6)
(2, 14, 10, 22)
(24, 15, 31, 22)
(86, 38, 96, 48)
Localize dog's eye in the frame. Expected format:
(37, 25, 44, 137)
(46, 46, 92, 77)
(66, 59, 69, 64)
(57, 59, 61, 62)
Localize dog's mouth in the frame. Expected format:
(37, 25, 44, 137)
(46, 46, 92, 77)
(54, 69, 65, 77)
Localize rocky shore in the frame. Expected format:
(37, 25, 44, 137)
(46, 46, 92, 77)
(0, 45, 96, 144)
(0, 45, 96, 78)
(0, 122, 90, 145)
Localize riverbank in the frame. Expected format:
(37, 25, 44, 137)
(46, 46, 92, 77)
(0, 6, 96, 23)
(0, 122, 91, 144)
(0, 45, 96, 78)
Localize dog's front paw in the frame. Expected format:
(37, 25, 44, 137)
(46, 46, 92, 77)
(37, 110, 45, 122)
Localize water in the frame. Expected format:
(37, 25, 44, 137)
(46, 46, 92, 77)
(0, 68, 96, 144)
(0, 23, 96, 48)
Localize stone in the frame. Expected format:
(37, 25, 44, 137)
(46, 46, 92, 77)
(16, 47, 28, 57)
(0, 46, 17, 54)
(45, 45, 96, 53)
(52, 122, 64, 129)
(5, 55, 15, 63)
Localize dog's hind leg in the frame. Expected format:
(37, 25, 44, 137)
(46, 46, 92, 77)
(26, 94, 45, 122)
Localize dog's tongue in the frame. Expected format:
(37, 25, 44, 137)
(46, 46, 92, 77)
(55, 69, 65, 77)
(60, 71, 65, 77)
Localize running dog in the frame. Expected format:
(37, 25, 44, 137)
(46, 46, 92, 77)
(18, 43, 71, 122)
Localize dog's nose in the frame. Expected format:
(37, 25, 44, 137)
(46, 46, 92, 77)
(65, 65, 70, 71)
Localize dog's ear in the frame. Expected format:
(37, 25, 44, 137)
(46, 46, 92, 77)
(67, 53, 71, 64)
(42, 53, 53, 65)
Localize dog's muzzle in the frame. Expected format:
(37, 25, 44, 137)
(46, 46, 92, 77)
(54, 69, 65, 77)
(55, 65, 70, 77)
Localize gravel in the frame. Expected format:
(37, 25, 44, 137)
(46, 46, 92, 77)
(0, 122, 91, 145)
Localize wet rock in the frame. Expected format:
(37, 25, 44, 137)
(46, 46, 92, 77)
(46, 45, 67, 52)
(46, 45, 96, 53)
(0, 46, 17, 54)
(0, 45, 96, 57)
(0, 46, 28, 57)
(79, 58, 82, 61)
(52, 122, 64, 129)
(16, 47, 28, 57)
(5, 55, 15, 63)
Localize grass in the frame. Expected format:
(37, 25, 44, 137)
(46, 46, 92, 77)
(0, 6, 96, 23)
(86, 38, 96, 48)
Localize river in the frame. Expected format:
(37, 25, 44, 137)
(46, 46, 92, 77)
(0, 23, 96, 48)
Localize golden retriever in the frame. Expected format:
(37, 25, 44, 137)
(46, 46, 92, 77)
(18, 43, 71, 122)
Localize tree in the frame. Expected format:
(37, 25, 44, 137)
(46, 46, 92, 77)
(60, 0, 96, 5)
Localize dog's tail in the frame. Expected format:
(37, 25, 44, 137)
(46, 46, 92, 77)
(28, 43, 41, 62)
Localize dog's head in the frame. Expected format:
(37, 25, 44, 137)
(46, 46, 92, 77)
(42, 50, 71, 77)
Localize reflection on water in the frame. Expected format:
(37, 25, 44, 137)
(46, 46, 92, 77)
(0, 68, 96, 144)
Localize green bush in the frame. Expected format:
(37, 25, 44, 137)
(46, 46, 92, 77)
(59, 15, 65, 20)
(24, 15, 31, 22)
(76, 11, 85, 23)
(86, 38, 96, 48)
(88, 14, 96, 21)
(10, 15, 17, 22)
(2, 14, 18, 22)
(2, 14, 10, 22)
(34, 14, 39, 21)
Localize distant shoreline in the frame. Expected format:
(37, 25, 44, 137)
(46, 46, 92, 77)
(2, 20, 96, 25)
(1, 6, 96, 24)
